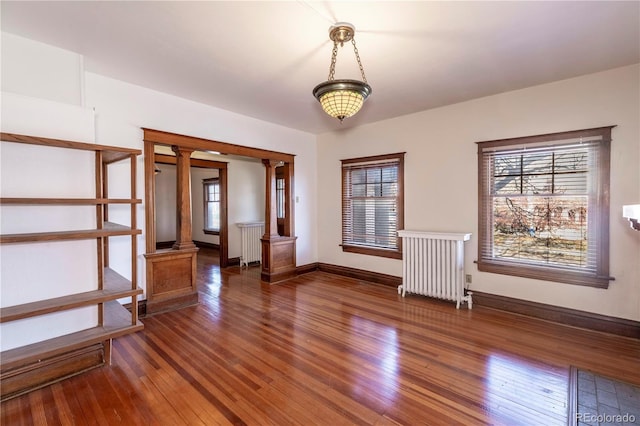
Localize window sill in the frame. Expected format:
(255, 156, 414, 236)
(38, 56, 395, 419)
(476, 260, 612, 288)
(203, 229, 220, 236)
(342, 244, 402, 260)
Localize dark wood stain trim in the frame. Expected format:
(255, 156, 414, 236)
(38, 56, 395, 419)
(124, 299, 147, 318)
(309, 263, 638, 338)
(144, 141, 156, 254)
(317, 263, 402, 288)
(156, 241, 174, 250)
(476, 261, 611, 288)
(193, 241, 220, 250)
(472, 291, 640, 339)
(0, 343, 105, 402)
(0, 132, 140, 156)
(285, 162, 295, 237)
(396, 153, 405, 254)
(157, 239, 222, 250)
(340, 152, 407, 164)
(295, 263, 319, 275)
(218, 167, 229, 267)
(143, 128, 294, 163)
(341, 244, 403, 259)
(154, 153, 228, 169)
(474, 126, 616, 148)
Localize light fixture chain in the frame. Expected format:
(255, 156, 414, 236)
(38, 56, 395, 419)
(328, 40, 339, 81)
(352, 38, 368, 83)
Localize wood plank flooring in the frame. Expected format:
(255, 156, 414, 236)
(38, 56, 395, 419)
(2, 248, 639, 425)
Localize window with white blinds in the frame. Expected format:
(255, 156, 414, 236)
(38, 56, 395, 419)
(276, 177, 285, 219)
(203, 178, 220, 233)
(341, 153, 404, 259)
(477, 127, 613, 288)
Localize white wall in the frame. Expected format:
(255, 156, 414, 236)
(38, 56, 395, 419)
(1, 32, 83, 105)
(154, 163, 178, 242)
(190, 167, 219, 246)
(225, 158, 265, 258)
(317, 64, 640, 321)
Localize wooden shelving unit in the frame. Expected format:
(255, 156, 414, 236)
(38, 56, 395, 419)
(0, 197, 143, 205)
(0, 223, 141, 244)
(0, 132, 144, 401)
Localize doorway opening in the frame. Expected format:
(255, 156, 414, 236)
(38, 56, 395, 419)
(153, 149, 229, 265)
(142, 128, 296, 314)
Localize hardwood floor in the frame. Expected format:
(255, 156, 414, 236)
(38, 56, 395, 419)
(2, 248, 639, 425)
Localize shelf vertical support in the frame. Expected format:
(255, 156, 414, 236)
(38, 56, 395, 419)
(130, 154, 139, 326)
(95, 151, 106, 331)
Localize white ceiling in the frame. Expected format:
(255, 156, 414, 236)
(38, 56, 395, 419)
(2, 1, 638, 135)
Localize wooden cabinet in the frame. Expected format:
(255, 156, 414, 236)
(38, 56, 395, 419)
(0, 132, 143, 401)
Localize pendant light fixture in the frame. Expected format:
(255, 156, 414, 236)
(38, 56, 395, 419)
(313, 22, 372, 123)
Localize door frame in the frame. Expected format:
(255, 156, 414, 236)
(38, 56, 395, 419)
(142, 128, 295, 268)
(153, 153, 229, 265)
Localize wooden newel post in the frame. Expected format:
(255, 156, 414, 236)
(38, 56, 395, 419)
(172, 145, 196, 250)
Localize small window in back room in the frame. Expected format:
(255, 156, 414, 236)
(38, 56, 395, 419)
(203, 178, 220, 233)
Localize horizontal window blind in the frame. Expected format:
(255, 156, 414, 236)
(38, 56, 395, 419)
(276, 178, 285, 219)
(477, 127, 612, 286)
(204, 178, 220, 231)
(342, 154, 404, 253)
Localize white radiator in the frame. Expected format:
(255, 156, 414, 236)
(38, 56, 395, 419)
(398, 230, 472, 309)
(237, 222, 264, 267)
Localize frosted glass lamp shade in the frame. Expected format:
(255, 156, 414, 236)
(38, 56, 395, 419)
(313, 79, 372, 122)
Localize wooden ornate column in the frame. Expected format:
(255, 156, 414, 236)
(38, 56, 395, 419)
(144, 143, 199, 314)
(172, 146, 197, 250)
(263, 160, 280, 239)
(261, 159, 297, 283)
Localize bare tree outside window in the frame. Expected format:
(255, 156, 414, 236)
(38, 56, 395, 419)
(492, 149, 589, 266)
(477, 127, 613, 288)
